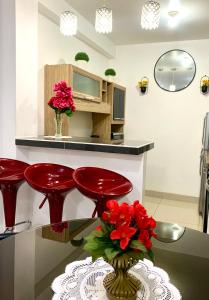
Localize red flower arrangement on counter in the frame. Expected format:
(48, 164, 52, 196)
(84, 200, 157, 262)
(48, 80, 75, 116)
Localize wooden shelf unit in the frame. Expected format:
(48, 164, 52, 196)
(44, 64, 126, 141)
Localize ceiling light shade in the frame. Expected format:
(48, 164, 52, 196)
(168, 0, 181, 28)
(95, 6, 112, 34)
(60, 11, 77, 36)
(168, 11, 179, 28)
(168, 0, 181, 12)
(141, 1, 160, 30)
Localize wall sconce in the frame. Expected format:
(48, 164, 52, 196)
(138, 77, 149, 94)
(200, 75, 209, 94)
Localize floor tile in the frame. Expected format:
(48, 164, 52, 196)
(154, 204, 199, 225)
(198, 224, 203, 232)
(199, 215, 203, 226)
(160, 199, 198, 209)
(179, 223, 199, 231)
(143, 201, 159, 217)
(144, 196, 162, 204)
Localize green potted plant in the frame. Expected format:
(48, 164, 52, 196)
(105, 68, 116, 82)
(200, 75, 209, 94)
(84, 199, 156, 300)
(138, 77, 149, 94)
(75, 52, 89, 69)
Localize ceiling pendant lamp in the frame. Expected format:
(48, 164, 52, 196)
(141, 1, 160, 30)
(95, 6, 112, 34)
(60, 11, 77, 36)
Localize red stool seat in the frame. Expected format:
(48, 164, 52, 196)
(73, 167, 133, 217)
(24, 163, 75, 225)
(0, 158, 29, 229)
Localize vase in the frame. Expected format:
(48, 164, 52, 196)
(106, 75, 115, 82)
(103, 254, 141, 300)
(201, 85, 208, 94)
(54, 112, 63, 138)
(76, 60, 87, 70)
(140, 86, 147, 94)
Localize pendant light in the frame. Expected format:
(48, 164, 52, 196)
(168, 0, 181, 28)
(95, 4, 112, 34)
(60, 11, 78, 36)
(141, 1, 160, 30)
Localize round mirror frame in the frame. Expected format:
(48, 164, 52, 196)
(154, 49, 196, 92)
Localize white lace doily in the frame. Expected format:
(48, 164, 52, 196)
(51, 257, 181, 300)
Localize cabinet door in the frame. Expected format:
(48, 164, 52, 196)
(73, 71, 101, 102)
(113, 87, 125, 120)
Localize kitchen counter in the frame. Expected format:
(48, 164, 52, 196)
(15, 136, 154, 155)
(13, 136, 154, 227)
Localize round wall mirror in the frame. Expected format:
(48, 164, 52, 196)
(154, 50, 196, 92)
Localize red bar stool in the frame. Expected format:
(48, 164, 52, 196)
(24, 163, 75, 226)
(72, 167, 133, 217)
(0, 158, 30, 234)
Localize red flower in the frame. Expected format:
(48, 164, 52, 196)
(138, 230, 152, 250)
(150, 230, 157, 238)
(107, 199, 119, 211)
(133, 200, 147, 217)
(137, 215, 156, 231)
(102, 200, 119, 224)
(96, 225, 102, 231)
(48, 80, 75, 113)
(148, 217, 156, 229)
(102, 200, 134, 226)
(110, 225, 137, 250)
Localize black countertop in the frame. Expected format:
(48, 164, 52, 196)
(0, 219, 209, 300)
(15, 136, 154, 155)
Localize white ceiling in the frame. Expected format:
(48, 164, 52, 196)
(68, 0, 209, 45)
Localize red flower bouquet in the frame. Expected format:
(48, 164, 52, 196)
(48, 80, 75, 116)
(48, 81, 75, 137)
(84, 200, 157, 262)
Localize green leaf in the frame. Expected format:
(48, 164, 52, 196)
(104, 248, 120, 261)
(84, 241, 106, 261)
(130, 240, 147, 253)
(85, 233, 97, 243)
(90, 230, 104, 238)
(147, 250, 155, 262)
(92, 251, 104, 261)
(65, 109, 73, 117)
(84, 236, 109, 253)
(100, 221, 108, 233)
(85, 230, 104, 242)
(84, 242, 100, 252)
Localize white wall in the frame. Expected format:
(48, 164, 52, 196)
(39, 0, 115, 58)
(16, 0, 38, 137)
(38, 13, 109, 136)
(111, 39, 209, 197)
(0, 0, 16, 158)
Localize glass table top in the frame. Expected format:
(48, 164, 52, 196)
(0, 219, 209, 300)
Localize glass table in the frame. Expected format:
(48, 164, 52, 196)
(0, 219, 209, 300)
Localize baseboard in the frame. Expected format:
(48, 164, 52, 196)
(145, 190, 198, 203)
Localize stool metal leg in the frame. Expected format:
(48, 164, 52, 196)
(3, 220, 31, 234)
(1, 183, 19, 228)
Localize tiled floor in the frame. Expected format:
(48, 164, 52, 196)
(144, 196, 203, 232)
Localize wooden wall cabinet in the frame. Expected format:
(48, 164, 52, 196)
(44, 64, 125, 141)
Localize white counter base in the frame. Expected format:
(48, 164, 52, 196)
(0, 146, 147, 229)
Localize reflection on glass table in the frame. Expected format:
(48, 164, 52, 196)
(155, 222, 185, 243)
(0, 219, 209, 300)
